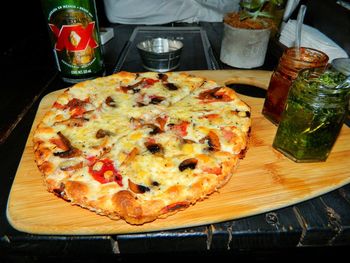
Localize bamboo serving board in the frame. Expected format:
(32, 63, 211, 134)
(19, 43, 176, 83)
(7, 70, 350, 235)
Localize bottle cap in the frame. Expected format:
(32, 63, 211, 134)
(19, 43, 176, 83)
(331, 58, 350, 76)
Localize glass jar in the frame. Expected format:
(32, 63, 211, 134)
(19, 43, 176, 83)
(262, 47, 329, 125)
(332, 58, 350, 119)
(272, 66, 350, 162)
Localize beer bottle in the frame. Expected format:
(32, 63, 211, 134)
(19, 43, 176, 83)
(41, 0, 105, 83)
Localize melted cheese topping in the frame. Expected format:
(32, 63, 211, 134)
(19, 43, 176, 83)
(33, 71, 251, 223)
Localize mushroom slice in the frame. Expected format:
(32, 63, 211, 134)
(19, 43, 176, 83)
(96, 129, 114, 139)
(178, 158, 198, 172)
(144, 141, 164, 155)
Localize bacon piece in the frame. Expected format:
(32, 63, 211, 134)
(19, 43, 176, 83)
(238, 147, 248, 159)
(182, 138, 196, 144)
(55, 98, 91, 118)
(53, 132, 81, 158)
(157, 73, 178, 90)
(164, 82, 178, 91)
(220, 127, 237, 143)
(68, 98, 89, 117)
(54, 131, 73, 149)
(54, 117, 88, 127)
(121, 147, 139, 166)
(120, 80, 143, 93)
(155, 116, 168, 131)
(147, 124, 163, 135)
(198, 87, 222, 100)
(130, 117, 166, 135)
(121, 78, 159, 94)
(199, 131, 221, 152)
(161, 202, 189, 213)
(168, 121, 190, 137)
(143, 116, 168, 135)
(200, 113, 220, 120)
(59, 160, 83, 171)
(128, 179, 150, 194)
(105, 96, 117, 107)
(66, 98, 87, 109)
(198, 87, 233, 102)
(50, 138, 69, 151)
(202, 166, 222, 175)
(53, 98, 89, 112)
(158, 73, 168, 82)
(52, 183, 66, 198)
(130, 117, 144, 129)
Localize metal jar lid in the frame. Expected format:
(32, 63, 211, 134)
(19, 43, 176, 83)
(331, 58, 350, 76)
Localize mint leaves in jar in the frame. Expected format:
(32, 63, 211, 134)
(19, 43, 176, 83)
(272, 67, 350, 162)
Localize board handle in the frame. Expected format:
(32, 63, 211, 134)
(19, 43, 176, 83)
(186, 70, 272, 90)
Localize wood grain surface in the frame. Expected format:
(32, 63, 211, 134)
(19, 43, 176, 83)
(6, 70, 350, 235)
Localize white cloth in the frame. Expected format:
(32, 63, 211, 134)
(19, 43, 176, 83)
(279, 20, 349, 62)
(103, 0, 240, 24)
(283, 0, 300, 21)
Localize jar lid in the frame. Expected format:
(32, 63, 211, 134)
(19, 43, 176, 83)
(331, 58, 350, 76)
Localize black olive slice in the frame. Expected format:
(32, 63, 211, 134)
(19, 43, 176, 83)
(179, 158, 198, 172)
(144, 141, 164, 154)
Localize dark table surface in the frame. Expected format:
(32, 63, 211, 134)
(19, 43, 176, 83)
(1, 22, 350, 261)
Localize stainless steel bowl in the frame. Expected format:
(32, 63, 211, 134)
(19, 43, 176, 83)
(137, 38, 183, 72)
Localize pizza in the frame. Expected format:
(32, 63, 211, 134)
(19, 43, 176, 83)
(33, 71, 251, 225)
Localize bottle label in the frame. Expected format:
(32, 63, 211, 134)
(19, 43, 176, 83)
(47, 5, 103, 79)
(49, 22, 98, 52)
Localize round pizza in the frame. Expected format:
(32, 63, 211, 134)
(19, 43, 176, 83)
(33, 71, 251, 225)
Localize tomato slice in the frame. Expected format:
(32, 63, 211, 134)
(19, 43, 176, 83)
(170, 121, 190, 137)
(88, 158, 123, 186)
(202, 166, 222, 175)
(53, 102, 65, 109)
(144, 78, 159, 86)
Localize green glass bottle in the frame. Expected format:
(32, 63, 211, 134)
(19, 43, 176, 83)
(41, 0, 105, 83)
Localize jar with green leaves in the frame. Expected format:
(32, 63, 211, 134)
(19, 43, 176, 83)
(272, 64, 350, 162)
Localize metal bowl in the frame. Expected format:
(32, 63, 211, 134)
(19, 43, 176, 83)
(137, 38, 183, 72)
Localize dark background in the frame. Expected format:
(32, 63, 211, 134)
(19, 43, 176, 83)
(1, 0, 350, 55)
(1, 0, 350, 261)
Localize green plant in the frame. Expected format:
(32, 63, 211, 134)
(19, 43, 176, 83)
(239, 0, 285, 20)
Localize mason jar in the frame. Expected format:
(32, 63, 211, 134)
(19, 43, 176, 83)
(262, 47, 328, 125)
(272, 66, 350, 162)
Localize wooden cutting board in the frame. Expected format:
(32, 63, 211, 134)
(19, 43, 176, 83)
(7, 70, 350, 235)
